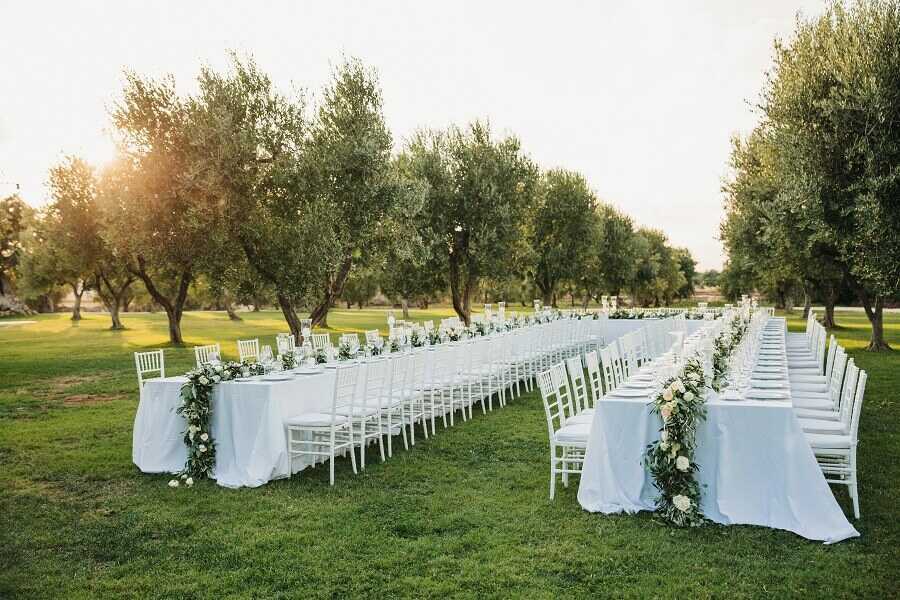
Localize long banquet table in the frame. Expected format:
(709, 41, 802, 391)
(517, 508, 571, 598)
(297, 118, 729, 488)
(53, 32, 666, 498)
(577, 317, 859, 543)
(132, 316, 705, 489)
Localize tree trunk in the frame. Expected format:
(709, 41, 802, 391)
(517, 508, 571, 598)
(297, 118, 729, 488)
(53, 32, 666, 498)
(133, 258, 191, 345)
(401, 297, 410, 319)
(309, 256, 353, 328)
(277, 293, 302, 345)
(223, 291, 242, 321)
(822, 284, 837, 329)
(581, 294, 590, 310)
(857, 290, 890, 351)
(448, 253, 468, 324)
(97, 272, 133, 330)
(70, 282, 84, 321)
(108, 296, 124, 330)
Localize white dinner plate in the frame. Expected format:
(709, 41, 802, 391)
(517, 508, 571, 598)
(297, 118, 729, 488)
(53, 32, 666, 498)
(292, 366, 324, 375)
(261, 374, 294, 382)
(750, 379, 785, 389)
(607, 387, 652, 398)
(744, 389, 790, 400)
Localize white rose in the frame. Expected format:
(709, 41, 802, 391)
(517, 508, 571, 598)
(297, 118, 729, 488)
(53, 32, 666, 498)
(676, 456, 690, 472)
(185, 477, 194, 487)
(683, 391, 695, 402)
(199, 376, 210, 386)
(660, 441, 669, 451)
(673, 494, 692, 512)
(168, 479, 180, 488)
(198, 444, 207, 453)
(676, 379, 686, 393)
(662, 389, 673, 402)
(200, 433, 209, 442)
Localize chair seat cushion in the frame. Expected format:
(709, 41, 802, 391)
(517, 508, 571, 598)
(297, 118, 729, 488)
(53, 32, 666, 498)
(286, 412, 347, 427)
(335, 405, 379, 417)
(791, 383, 828, 394)
(793, 396, 834, 410)
(794, 407, 839, 420)
(799, 418, 848, 435)
(805, 432, 852, 450)
(566, 414, 594, 426)
(553, 423, 591, 444)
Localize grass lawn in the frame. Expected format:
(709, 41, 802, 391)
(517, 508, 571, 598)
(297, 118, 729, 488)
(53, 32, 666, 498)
(1, 308, 899, 598)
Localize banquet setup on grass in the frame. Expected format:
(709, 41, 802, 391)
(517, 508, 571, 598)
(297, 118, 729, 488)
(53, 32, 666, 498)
(132, 297, 864, 544)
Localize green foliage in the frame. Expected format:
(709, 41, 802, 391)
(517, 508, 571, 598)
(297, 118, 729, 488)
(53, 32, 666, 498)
(401, 121, 539, 323)
(524, 169, 600, 304)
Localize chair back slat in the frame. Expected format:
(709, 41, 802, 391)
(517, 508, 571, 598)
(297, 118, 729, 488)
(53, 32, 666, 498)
(194, 343, 221, 367)
(237, 338, 260, 363)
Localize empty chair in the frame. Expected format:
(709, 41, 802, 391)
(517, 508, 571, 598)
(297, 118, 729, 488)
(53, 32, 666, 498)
(135, 350, 165, 399)
(365, 329, 382, 347)
(804, 369, 867, 519)
(194, 343, 221, 367)
(340, 333, 361, 353)
(310, 333, 332, 351)
(237, 338, 260, 363)
(584, 350, 603, 405)
(564, 355, 594, 421)
(276, 333, 296, 355)
(537, 366, 590, 500)
(286, 364, 360, 485)
(337, 357, 387, 469)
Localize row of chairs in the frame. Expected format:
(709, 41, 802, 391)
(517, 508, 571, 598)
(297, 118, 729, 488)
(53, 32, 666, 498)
(788, 312, 868, 519)
(536, 321, 680, 498)
(287, 320, 602, 484)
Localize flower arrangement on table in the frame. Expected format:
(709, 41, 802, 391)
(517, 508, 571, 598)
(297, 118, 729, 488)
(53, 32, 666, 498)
(427, 329, 442, 345)
(170, 360, 265, 487)
(314, 347, 329, 364)
(643, 355, 709, 526)
(281, 350, 298, 370)
(410, 329, 425, 347)
(474, 321, 488, 336)
(337, 340, 355, 361)
(389, 339, 401, 353)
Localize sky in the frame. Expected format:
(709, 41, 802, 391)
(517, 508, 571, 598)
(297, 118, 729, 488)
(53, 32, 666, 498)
(0, 1, 827, 270)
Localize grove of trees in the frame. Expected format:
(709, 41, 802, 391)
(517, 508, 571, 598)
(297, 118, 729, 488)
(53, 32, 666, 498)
(720, 0, 900, 351)
(2, 54, 697, 340)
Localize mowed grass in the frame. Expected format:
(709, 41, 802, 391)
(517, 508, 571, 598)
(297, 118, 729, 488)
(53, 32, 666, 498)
(1, 308, 899, 598)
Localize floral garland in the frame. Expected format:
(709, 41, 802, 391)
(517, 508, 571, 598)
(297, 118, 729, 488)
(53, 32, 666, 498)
(711, 316, 749, 391)
(169, 360, 265, 488)
(427, 329, 441, 345)
(643, 356, 709, 527)
(315, 347, 329, 364)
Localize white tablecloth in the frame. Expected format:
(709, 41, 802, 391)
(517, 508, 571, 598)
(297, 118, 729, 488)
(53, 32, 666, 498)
(133, 369, 351, 488)
(577, 317, 859, 543)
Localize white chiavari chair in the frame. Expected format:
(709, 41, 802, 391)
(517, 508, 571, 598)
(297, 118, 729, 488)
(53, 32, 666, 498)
(237, 338, 260, 363)
(538, 366, 589, 500)
(134, 349, 165, 401)
(340, 333, 361, 353)
(564, 356, 594, 422)
(286, 363, 359, 485)
(276, 333, 296, 355)
(804, 368, 867, 518)
(194, 343, 221, 368)
(337, 357, 386, 468)
(311, 333, 332, 351)
(584, 350, 603, 405)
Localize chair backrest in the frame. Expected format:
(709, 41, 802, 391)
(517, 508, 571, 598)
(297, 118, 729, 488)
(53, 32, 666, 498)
(598, 345, 617, 393)
(836, 359, 858, 427)
(848, 370, 868, 443)
(423, 320, 434, 332)
(237, 338, 260, 363)
(311, 333, 332, 351)
(276, 334, 296, 355)
(584, 350, 602, 405)
(813, 324, 827, 368)
(363, 357, 391, 410)
(608, 343, 625, 387)
(537, 368, 567, 439)
(135, 349, 165, 389)
(330, 363, 360, 419)
(823, 336, 838, 381)
(828, 351, 848, 408)
(549, 362, 575, 421)
(340, 333, 360, 352)
(365, 329, 381, 346)
(565, 355, 589, 415)
(194, 343, 221, 367)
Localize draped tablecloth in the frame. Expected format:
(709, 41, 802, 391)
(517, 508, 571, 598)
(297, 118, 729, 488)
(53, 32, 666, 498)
(577, 317, 859, 543)
(133, 368, 360, 488)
